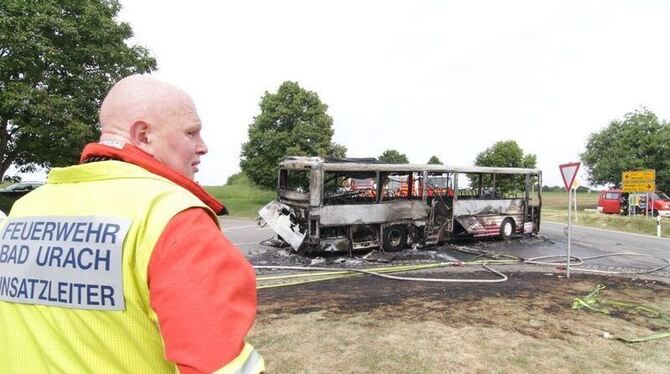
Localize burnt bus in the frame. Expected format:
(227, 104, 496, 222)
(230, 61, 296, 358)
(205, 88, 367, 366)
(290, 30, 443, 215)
(259, 157, 542, 254)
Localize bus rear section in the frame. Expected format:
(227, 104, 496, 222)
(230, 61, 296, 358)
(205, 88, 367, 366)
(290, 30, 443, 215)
(451, 170, 541, 240)
(259, 157, 542, 254)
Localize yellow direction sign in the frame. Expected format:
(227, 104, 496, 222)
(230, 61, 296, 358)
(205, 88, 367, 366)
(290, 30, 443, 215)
(622, 182, 655, 193)
(622, 169, 655, 183)
(622, 169, 655, 192)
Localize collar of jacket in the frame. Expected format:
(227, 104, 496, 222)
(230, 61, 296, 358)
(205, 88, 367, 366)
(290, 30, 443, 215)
(79, 142, 228, 215)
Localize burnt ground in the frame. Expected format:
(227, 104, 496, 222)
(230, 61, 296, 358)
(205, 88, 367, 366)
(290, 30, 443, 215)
(259, 271, 667, 317)
(257, 271, 670, 341)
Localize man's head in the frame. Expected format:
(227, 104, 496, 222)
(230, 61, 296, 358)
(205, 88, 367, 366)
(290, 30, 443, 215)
(99, 75, 207, 180)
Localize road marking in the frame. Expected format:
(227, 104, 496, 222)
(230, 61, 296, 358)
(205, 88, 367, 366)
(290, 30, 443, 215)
(544, 221, 670, 241)
(233, 241, 263, 246)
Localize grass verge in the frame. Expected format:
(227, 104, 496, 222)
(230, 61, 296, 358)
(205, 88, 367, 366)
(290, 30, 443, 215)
(205, 183, 275, 218)
(543, 209, 669, 238)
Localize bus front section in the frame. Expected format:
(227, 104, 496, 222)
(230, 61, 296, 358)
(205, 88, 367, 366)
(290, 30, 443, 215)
(258, 162, 320, 252)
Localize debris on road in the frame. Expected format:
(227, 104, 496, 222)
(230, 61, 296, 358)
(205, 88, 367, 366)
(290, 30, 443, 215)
(363, 250, 396, 263)
(260, 237, 290, 248)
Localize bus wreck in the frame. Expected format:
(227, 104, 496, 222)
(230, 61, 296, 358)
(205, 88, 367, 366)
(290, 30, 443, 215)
(258, 157, 542, 254)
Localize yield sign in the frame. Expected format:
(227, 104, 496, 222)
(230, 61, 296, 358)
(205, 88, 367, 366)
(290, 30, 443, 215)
(559, 162, 581, 190)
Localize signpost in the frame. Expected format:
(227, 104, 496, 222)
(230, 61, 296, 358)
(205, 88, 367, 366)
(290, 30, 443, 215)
(572, 179, 579, 222)
(559, 162, 580, 279)
(622, 169, 656, 217)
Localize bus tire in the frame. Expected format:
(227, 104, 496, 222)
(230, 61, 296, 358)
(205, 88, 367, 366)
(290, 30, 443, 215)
(383, 225, 407, 252)
(499, 218, 515, 240)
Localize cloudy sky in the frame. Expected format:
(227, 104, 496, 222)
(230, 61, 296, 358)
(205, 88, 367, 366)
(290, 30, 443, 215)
(116, 0, 669, 187)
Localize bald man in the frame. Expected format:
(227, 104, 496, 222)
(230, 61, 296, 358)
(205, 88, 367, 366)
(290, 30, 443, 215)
(0, 75, 264, 374)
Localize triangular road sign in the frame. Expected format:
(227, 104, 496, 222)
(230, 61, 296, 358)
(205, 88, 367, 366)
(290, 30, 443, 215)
(559, 162, 581, 191)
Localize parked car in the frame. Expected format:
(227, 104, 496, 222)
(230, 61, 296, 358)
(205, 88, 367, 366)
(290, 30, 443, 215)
(597, 189, 670, 217)
(0, 181, 44, 214)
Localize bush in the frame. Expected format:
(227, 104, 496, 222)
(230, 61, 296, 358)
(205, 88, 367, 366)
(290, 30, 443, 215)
(226, 172, 250, 186)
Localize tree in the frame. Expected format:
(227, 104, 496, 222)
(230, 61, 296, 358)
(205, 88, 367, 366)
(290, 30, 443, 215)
(378, 149, 409, 164)
(240, 81, 346, 188)
(581, 108, 670, 191)
(473, 140, 537, 193)
(427, 155, 442, 164)
(474, 140, 536, 169)
(0, 0, 156, 179)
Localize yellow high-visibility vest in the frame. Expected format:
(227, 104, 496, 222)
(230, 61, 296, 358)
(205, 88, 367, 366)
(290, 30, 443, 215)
(0, 161, 214, 373)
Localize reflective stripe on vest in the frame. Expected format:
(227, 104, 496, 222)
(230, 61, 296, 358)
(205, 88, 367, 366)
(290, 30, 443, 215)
(213, 343, 265, 374)
(0, 161, 215, 373)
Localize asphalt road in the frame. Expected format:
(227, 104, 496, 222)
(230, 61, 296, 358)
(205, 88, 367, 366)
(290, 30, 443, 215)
(535, 220, 670, 277)
(218, 217, 670, 279)
(219, 218, 275, 257)
(542, 220, 670, 258)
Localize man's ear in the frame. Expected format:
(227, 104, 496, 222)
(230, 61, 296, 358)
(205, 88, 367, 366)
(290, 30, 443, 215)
(129, 120, 153, 153)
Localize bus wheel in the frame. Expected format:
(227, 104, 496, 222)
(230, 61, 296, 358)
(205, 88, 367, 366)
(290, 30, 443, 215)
(383, 225, 407, 252)
(499, 218, 515, 240)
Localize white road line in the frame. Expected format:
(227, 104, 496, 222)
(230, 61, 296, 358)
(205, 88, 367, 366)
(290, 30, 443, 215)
(233, 241, 264, 246)
(544, 220, 670, 241)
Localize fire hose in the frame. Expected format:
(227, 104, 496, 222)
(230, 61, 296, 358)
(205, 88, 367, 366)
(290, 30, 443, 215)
(254, 259, 515, 289)
(523, 252, 670, 274)
(573, 284, 670, 343)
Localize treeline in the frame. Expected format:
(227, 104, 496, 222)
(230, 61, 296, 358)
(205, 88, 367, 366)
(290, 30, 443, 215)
(542, 186, 594, 193)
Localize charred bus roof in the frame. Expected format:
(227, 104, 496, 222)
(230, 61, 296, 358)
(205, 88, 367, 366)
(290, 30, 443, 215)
(279, 156, 541, 175)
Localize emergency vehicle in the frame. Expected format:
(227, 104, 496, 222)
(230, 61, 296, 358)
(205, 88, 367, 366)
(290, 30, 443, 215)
(597, 189, 670, 217)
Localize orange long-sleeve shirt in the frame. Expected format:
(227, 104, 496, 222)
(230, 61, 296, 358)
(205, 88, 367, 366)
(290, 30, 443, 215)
(148, 208, 257, 374)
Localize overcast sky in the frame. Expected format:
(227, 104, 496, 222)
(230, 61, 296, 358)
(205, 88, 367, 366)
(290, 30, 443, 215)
(114, 0, 669, 187)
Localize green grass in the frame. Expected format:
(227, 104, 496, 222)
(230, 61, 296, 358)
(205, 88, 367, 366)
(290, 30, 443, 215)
(205, 180, 276, 218)
(543, 209, 669, 237)
(541, 191, 600, 210)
